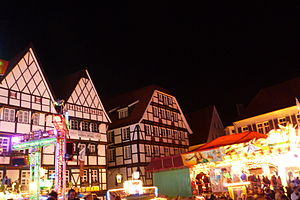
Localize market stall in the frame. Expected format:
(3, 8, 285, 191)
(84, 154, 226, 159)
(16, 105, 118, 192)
(182, 124, 300, 199)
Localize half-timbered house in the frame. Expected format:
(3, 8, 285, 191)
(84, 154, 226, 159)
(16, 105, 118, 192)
(52, 69, 111, 196)
(0, 45, 57, 191)
(105, 85, 192, 188)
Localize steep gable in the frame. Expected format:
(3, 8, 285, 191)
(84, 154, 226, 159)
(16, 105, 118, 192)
(53, 69, 110, 123)
(0, 45, 56, 112)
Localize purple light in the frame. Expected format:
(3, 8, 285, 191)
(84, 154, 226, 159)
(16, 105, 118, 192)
(11, 136, 22, 144)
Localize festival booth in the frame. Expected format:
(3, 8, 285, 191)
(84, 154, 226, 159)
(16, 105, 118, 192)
(147, 124, 300, 199)
(182, 124, 300, 199)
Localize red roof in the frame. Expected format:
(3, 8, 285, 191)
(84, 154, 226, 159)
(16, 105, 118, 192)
(189, 131, 268, 152)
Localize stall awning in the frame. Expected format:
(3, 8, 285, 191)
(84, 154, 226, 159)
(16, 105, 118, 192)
(189, 131, 268, 153)
(145, 154, 185, 172)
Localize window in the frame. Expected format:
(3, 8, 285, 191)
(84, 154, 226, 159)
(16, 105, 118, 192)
(153, 127, 159, 137)
(70, 120, 80, 130)
(91, 123, 99, 132)
(145, 172, 152, 179)
(242, 126, 248, 132)
(153, 146, 159, 157)
(153, 107, 159, 117)
(160, 128, 166, 137)
(278, 117, 287, 126)
(3, 108, 15, 122)
(78, 143, 86, 152)
(124, 146, 131, 159)
(263, 121, 270, 134)
(0, 137, 9, 152)
(91, 169, 98, 182)
(174, 148, 179, 155)
(158, 94, 163, 102)
(145, 145, 151, 156)
(256, 123, 263, 133)
(144, 125, 151, 136)
(166, 110, 171, 120)
(34, 96, 42, 103)
(82, 170, 88, 183)
(17, 110, 29, 123)
(32, 113, 39, 125)
(21, 170, 30, 186)
(173, 130, 178, 139)
(122, 127, 130, 140)
(164, 147, 169, 156)
(88, 144, 96, 153)
(118, 108, 128, 119)
(108, 131, 115, 143)
(167, 129, 172, 138)
(108, 149, 115, 162)
(160, 109, 166, 119)
(168, 97, 173, 105)
(172, 113, 178, 122)
(82, 121, 90, 131)
(9, 91, 17, 99)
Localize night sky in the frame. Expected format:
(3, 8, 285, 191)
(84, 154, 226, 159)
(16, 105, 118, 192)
(1, 1, 300, 125)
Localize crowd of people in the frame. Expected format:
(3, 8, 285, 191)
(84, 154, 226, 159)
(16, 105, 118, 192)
(47, 188, 100, 200)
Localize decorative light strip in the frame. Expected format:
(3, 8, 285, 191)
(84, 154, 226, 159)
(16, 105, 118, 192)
(12, 137, 56, 150)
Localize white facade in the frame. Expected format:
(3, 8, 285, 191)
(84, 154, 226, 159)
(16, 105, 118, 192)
(107, 88, 192, 188)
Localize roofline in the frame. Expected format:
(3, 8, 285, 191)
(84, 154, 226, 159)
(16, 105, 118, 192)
(85, 69, 111, 123)
(234, 105, 298, 124)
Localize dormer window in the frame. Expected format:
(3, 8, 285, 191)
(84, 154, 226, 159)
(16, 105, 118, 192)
(118, 108, 128, 119)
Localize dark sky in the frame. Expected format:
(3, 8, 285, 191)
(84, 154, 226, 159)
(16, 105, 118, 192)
(1, 1, 300, 125)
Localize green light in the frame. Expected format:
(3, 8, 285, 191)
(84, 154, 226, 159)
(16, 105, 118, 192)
(0, 61, 3, 66)
(12, 137, 56, 150)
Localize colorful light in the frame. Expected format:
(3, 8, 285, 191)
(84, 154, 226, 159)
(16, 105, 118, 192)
(12, 137, 56, 150)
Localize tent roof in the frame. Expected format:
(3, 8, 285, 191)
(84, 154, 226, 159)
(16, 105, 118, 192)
(189, 131, 268, 152)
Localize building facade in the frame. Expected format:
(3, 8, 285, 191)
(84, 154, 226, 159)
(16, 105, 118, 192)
(0, 45, 111, 197)
(233, 77, 300, 135)
(106, 85, 192, 188)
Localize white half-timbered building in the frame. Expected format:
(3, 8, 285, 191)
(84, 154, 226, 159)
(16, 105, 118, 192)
(52, 69, 111, 196)
(0, 45, 57, 191)
(105, 85, 192, 188)
(0, 45, 111, 197)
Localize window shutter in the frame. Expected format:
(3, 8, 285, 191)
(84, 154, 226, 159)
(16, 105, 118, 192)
(247, 125, 252, 131)
(291, 114, 297, 125)
(273, 118, 279, 129)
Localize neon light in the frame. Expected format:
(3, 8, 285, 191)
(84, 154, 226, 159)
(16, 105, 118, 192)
(12, 137, 56, 150)
(224, 181, 251, 187)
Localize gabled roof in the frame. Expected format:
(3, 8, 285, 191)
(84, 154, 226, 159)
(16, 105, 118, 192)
(187, 106, 215, 145)
(237, 76, 300, 120)
(0, 43, 56, 100)
(105, 84, 171, 129)
(52, 69, 88, 101)
(189, 131, 268, 152)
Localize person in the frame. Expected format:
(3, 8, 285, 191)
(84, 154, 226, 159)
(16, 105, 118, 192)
(290, 187, 300, 200)
(240, 171, 247, 181)
(68, 189, 80, 200)
(196, 172, 204, 194)
(48, 191, 58, 200)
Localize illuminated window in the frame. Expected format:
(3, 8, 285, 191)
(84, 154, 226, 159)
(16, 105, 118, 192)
(91, 169, 98, 182)
(118, 108, 128, 119)
(124, 146, 131, 159)
(278, 117, 287, 126)
(0, 137, 9, 152)
(82, 170, 88, 183)
(3, 108, 15, 122)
